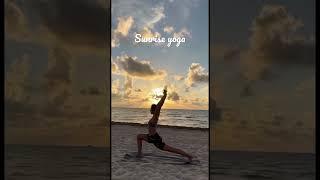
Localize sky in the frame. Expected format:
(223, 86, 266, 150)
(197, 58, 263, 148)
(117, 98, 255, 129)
(111, 0, 209, 110)
(5, 0, 110, 146)
(4, 0, 315, 153)
(210, 0, 315, 153)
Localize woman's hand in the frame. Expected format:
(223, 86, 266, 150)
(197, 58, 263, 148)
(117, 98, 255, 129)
(153, 88, 167, 118)
(163, 89, 167, 96)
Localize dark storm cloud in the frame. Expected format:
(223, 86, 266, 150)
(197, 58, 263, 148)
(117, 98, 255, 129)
(80, 87, 104, 96)
(168, 91, 180, 101)
(4, 1, 109, 146)
(5, 54, 31, 102)
(4, 0, 29, 39)
(43, 47, 73, 118)
(117, 56, 166, 79)
(44, 47, 72, 86)
(212, 45, 241, 62)
(42, 90, 71, 117)
(243, 5, 315, 80)
(250, 5, 315, 65)
(223, 48, 241, 62)
(5, 99, 39, 128)
(32, 0, 109, 50)
(6, 96, 104, 128)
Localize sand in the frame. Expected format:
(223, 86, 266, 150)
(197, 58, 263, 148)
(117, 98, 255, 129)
(111, 124, 208, 180)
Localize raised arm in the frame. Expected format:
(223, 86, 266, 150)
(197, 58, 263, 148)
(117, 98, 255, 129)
(153, 89, 167, 118)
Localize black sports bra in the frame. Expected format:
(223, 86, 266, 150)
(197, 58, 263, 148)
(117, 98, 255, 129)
(148, 121, 157, 128)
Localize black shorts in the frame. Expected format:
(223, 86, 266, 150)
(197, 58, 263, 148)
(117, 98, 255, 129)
(147, 133, 165, 150)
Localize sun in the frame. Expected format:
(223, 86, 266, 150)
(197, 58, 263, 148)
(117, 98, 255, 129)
(152, 88, 163, 97)
(150, 88, 163, 104)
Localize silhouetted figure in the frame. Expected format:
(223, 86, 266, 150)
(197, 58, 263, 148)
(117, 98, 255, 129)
(136, 88, 193, 162)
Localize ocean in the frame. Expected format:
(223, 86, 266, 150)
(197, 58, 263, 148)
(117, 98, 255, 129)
(112, 107, 209, 128)
(5, 145, 315, 180)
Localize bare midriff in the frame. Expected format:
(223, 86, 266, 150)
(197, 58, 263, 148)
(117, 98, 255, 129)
(148, 119, 157, 135)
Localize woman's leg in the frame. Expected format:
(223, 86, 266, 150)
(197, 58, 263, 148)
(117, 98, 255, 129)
(136, 134, 148, 156)
(162, 144, 193, 161)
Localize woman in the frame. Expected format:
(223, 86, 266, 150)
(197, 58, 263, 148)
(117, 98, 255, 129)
(136, 88, 193, 162)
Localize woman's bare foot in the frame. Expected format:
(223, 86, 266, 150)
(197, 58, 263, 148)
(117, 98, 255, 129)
(186, 155, 193, 163)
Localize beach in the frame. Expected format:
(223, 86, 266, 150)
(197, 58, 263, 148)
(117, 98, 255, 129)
(5, 134, 315, 180)
(5, 144, 109, 180)
(211, 151, 315, 180)
(111, 123, 209, 180)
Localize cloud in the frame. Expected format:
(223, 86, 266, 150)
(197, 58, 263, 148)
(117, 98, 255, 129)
(174, 75, 184, 81)
(212, 45, 241, 62)
(112, 79, 121, 97)
(112, 16, 134, 48)
(142, 98, 149, 102)
(135, 88, 142, 92)
(111, 35, 120, 48)
(43, 47, 73, 117)
(139, 27, 161, 38)
(164, 26, 174, 34)
(5, 54, 31, 102)
(5, 0, 110, 56)
(112, 2, 165, 38)
(112, 61, 119, 73)
(31, 0, 109, 52)
(115, 55, 166, 80)
(5, 0, 29, 40)
(242, 5, 315, 80)
(124, 76, 132, 97)
(190, 97, 207, 106)
(168, 91, 180, 101)
(5, 1, 110, 145)
(42, 90, 71, 117)
(44, 47, 72, 86)
(4, 99, 40, 128)
(185, 63, 208, 87)
(80, 86, 104, 96)
(5, 46, 108, 132)
(115, 16, 134, 36)
(173, 28, 191, 39)
(145, 6, 165, 29)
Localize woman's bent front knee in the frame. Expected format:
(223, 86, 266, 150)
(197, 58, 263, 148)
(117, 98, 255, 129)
(137, 134, 144, 140)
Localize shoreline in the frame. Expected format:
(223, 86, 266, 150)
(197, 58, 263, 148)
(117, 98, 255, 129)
(112, 106, 208, 111)
(111, 121, 209, 131)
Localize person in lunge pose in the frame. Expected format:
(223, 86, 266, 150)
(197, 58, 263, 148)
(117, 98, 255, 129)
(136, 88, 193, 162)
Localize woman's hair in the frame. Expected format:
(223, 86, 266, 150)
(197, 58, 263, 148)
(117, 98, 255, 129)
(150, 104, 157, 112)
